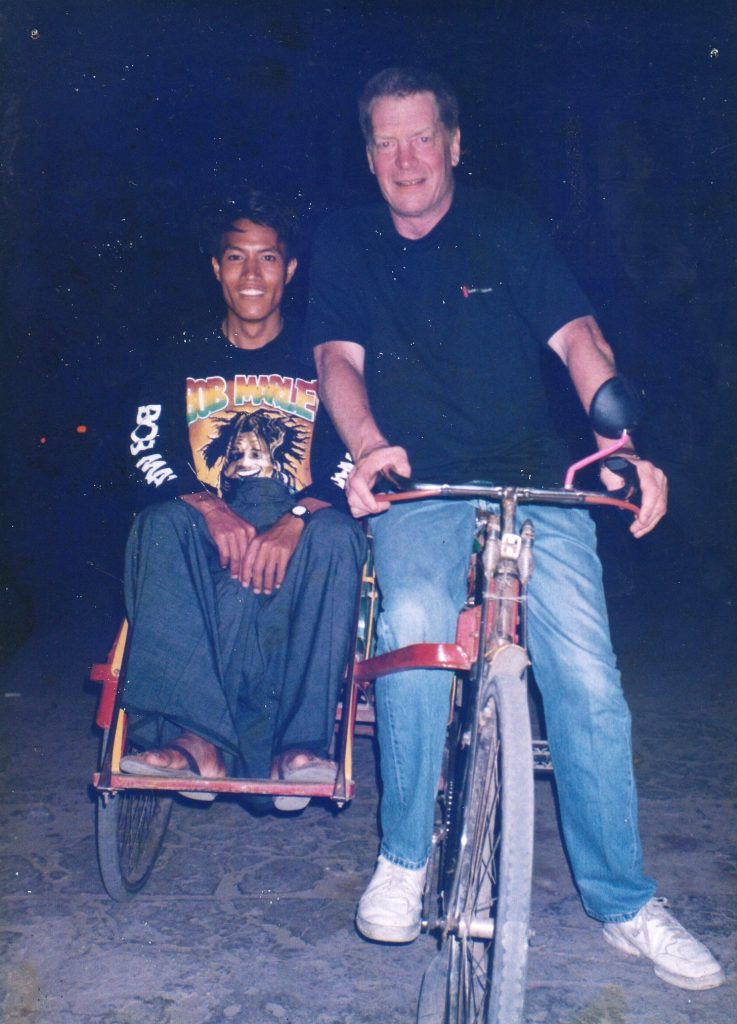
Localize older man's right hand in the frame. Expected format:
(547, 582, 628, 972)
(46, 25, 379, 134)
(347, 444, 412, 518)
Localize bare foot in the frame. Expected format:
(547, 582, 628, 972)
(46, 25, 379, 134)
(270, 748, 334, 780)
(130, 731, 225, 779)
(270, 749, 337, 811)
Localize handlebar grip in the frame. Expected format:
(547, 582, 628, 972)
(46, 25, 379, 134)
(377, 469, 414, 492)
(603, 456, 641, 506)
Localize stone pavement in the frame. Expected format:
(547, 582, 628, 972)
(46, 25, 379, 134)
(1, 555, 735, 1023)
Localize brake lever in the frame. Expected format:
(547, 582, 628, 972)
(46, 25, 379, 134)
(377, 468, 415, 492)
(603, 456, 642, 506)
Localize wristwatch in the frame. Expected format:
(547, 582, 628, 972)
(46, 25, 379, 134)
(289, 505, 311, 524)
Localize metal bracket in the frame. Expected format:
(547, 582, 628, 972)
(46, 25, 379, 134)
(500, 532, 522, 559)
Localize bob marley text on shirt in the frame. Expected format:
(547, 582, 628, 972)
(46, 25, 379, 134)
(186, 373, 318, 497)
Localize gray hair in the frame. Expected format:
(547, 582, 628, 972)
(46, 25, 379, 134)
(358, 67, 460, 146)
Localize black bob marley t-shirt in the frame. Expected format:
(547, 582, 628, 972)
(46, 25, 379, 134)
(127, 319, 351, 507)
(306, 187, 595, 487)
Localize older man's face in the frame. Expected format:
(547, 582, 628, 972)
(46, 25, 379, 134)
(366, 91, 460, 239)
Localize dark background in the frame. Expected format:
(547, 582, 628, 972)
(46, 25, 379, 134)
(1, 0, 735, 646)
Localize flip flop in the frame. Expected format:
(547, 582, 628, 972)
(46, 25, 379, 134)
(273, 758, 338, 812)
(119, 742, 219, 802)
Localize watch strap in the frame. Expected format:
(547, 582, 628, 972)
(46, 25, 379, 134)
(289, 505, 311, 523)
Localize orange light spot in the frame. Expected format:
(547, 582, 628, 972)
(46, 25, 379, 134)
(76, 424, 88, 434)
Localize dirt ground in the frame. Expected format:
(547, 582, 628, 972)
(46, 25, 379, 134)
(1, 519, 735, 1023)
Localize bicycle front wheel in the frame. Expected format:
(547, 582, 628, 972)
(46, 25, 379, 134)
(434, 648, 534, 1024)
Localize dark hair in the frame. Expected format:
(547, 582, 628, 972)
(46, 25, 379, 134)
(358, 67, 459, 146)
(203, 188, 299, 261)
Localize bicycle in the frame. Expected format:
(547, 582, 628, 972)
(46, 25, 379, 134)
(352, 376, 642, 1024)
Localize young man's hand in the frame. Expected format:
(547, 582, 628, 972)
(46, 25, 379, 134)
(181, 492, 327, 593)
(180, 493, 257, 581)
(198, 500, 258, 579)
(239, 515, 304, 594)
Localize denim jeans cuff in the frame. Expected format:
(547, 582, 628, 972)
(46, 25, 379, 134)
(379, 843, 428, 871)
(595, 900, 651, 924)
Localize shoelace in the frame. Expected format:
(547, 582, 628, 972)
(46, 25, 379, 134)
(373, 865, 424, 903)
(638, 901, 703, 956)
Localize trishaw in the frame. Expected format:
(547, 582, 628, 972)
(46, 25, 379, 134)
(91, 378, 640, 1024)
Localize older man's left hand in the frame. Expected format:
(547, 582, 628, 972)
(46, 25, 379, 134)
(600, 458, 668, 538)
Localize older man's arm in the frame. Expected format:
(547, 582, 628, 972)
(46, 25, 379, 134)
(548, 315, 667, 537)
(314, 340, 411, 517)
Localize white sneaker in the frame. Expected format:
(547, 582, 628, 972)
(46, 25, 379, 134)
(603, 897, 725, 990)
(355, 855, 427, 943)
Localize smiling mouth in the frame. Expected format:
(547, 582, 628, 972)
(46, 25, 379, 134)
(239, 288, 266, 296)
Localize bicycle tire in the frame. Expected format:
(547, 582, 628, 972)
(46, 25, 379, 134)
(486, 661, 534, 1024)
(417, 949, 450, 1023)
(422, 649, 533, 1024)
(97, 788, 173, 901)
(96, 729, 174, 901)
(417, 705, 462, 1023)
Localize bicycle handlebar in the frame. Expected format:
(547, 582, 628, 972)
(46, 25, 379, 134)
(371, 379, 645, 517)
(375, 478, 640, 516)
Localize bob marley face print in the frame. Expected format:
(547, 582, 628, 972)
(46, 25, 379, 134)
(200, 409, 308, 496)
(222, 429, 275, 480)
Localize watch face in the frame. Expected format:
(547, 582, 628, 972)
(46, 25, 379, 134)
(291, 505, 309, 517)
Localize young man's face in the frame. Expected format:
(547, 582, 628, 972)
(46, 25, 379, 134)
(366, 91, 460, 239)
(212, 219, 296, 342)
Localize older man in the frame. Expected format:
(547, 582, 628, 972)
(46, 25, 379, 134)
(306, 68, 723, 989)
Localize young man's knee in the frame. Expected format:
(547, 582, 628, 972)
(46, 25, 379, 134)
(308, 509, 366, 559)
(128, 497, 200, 547)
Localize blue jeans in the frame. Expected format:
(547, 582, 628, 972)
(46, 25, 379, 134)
(369, 499, 656, 922)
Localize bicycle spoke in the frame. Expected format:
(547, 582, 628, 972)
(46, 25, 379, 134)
(98, 783, 173, 899)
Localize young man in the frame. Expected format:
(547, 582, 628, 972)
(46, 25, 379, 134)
(120, 191, 364, 810)
(306, 68, 724, 988)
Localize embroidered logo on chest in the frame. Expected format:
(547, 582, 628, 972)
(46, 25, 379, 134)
(460, 285, 494, 299)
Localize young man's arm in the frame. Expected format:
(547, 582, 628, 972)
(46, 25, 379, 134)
(548, 315, 668, 538)
(181, 492, 332, 597)
(126, 378, 264, 587)
(314, 340, 411, 517)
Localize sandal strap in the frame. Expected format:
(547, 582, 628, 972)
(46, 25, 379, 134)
(166, 742, 201, 776)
